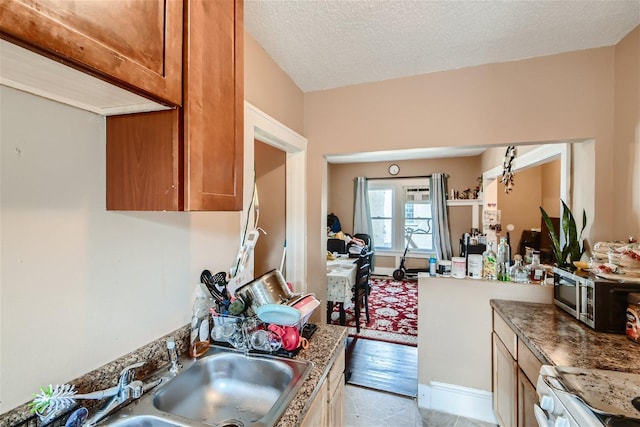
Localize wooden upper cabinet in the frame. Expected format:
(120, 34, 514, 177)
(0, 0, 183, 106)
(106, 0, 243, 212)
(183, 0, 243, 211)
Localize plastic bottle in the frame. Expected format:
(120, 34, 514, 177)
(483, 241, 497, 280)
(497, 236, 511, 281)
(189, 287, 211, 358)
(429, 254, 437, 276)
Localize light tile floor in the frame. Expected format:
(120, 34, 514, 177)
(344, 385, 497, 427)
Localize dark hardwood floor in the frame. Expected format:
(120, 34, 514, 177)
(345, 337, 418, 397)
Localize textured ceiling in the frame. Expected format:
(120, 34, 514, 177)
(245, 0, 640, 92)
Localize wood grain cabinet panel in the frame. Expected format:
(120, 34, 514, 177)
(106, 0, 243, 211)
(0, 0, 183, 106)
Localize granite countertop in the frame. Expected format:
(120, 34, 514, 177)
(490, 299, 640, 374)
(0, 323, 348, 427)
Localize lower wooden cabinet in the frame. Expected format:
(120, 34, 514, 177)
(492, 310, 543, 427)
(517, 368, 538, 427)
(302, 340, 346, 426)
(493, 332, 517, 427)
(301, 379, 327, 427)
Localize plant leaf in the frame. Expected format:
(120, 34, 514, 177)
(540, 206, 562, 264)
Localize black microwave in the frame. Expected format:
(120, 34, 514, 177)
(553, 267, 640, 333)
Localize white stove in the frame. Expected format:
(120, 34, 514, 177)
(535, 365, 640, 427)
(535, 365, 604, 427)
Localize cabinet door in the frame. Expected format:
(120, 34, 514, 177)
(106, 0, 243, 212)
(301, 379, 327, 427)
(518, 369, 538, 427)
(183, 0, 243, 211)
(329, 374, 345, 427)
(493, 333, 517, 427)
(0, 0, 182, 105)
(106, 110, 182, 211)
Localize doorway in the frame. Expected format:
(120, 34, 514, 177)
(254, 140, 287, 277)
(243, 102, 308, 292)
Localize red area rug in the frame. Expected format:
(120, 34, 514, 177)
(330, 277, 418, 346)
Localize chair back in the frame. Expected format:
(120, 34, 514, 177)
(354, 233, 371, 248)
(356, 251, 373, 290)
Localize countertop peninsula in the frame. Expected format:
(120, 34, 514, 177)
(491, 299, 640, 374)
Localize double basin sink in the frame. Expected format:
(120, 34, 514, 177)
(99, 346, 313, 427)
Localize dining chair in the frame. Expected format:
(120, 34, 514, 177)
(352, 251, 373, 333)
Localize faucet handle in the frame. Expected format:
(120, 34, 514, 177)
(118, 362, 144, 387)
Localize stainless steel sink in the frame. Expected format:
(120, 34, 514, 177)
(99, 346, 313, 427)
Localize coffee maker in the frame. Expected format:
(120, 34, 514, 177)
(460, 232, 486, 270)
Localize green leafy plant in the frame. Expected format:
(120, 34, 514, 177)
(540, 200, 587, 266)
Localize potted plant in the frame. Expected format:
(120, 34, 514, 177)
(540, 200, 587, 267)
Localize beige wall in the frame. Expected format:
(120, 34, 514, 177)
(244, 31, 304, 135)
(254, 140, 287, 277)
(541, 159, 561, 215)
(419, 277, 553, 393)
(305, 45, 629, 318)
(613, 26, 640, 240)
(0, 87, 242, 411)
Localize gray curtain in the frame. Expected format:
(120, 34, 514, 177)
(430, 173, 453, 260)
(353, 177, 374, 266)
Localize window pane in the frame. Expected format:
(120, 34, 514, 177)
(370, 189, 393, 217)
(372, 218, 392, 249)
(405, 202, 433, 251)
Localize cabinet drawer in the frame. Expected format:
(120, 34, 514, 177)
(328, 347, 346, 397)
(517, 340, 542, 384)
(493, 311, 517, 358)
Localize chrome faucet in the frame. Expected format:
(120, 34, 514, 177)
(85, 362, 161, 426)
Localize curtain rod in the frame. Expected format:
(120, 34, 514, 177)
(367, 174, 449, 180)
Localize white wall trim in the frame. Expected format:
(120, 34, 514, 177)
(483, 141, 576, 207)
(244, 102, 308, 293)
(418, 381, 498, 425)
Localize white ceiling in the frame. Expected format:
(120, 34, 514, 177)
(245, 0, 640, 93)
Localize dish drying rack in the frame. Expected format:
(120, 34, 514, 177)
(210, 314, 316, 359)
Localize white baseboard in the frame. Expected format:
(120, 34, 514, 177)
(418, 382, 498, 425)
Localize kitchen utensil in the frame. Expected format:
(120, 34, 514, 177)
(268, 324, 309, 351)
(249, 330, 282, 352)
(256, 304, 301, 326)
(288, 293, 320, 326)
(235, 269, 301, 316)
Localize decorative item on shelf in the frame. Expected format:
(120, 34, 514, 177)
(461, 188, 471, 199)
(540, 199, 587, 267)
(500, 145, 517, 193)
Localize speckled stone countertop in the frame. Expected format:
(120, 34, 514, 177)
(0, 323, 348, 427)
(490, 299, 640, 374)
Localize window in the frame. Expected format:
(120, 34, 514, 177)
(368, 179, 433, 253)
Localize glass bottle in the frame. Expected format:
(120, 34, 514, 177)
(497, 236, 511, 281)
(528, 251, 546, 284)
(510, 255, 529, 283)
(483, 241, 497, 280)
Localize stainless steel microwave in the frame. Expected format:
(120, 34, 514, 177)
(553, 267, 640, 333)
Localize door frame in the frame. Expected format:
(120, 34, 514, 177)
(243, 102, 308, 292)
